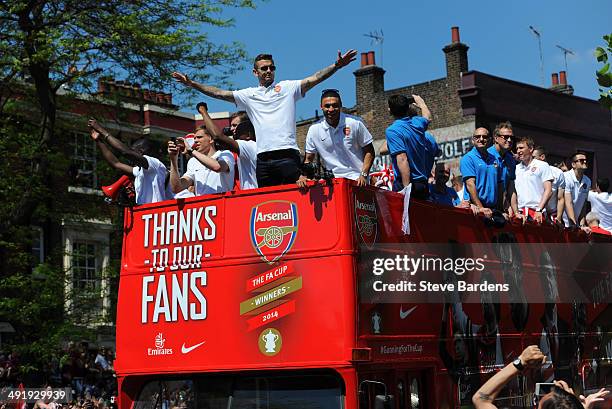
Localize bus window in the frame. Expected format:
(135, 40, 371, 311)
(134, 371, 344, 409)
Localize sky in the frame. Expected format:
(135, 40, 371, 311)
(175, 0, 612, 120)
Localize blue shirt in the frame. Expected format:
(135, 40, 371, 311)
(385, 116, 438, 191)
(487, 145, 516, 189)
(429, 184, 461, 206)
(459, 147, 499, 208)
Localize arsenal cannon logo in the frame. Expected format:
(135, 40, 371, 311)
(250, 200, 299, 264)
(354, 192, 378, 248)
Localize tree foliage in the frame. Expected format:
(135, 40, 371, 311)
(1, 0, 256, 228)
(594, 33, 612, 109)
(0, 0, 257, 379)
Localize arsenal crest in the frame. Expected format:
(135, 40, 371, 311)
(344, 126, 351, 137)
(250, 200, 298, 264)
(354, 192, 378, 248)
(274, 85, 281, 93)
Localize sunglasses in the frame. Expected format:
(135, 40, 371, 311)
(574, 158, 587, 163)
(258, 65, 276, 72)
(497, 134, 513, 140)
(473, 134, 489, 140)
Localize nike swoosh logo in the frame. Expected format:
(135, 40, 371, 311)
(181, 341, 206, 354)
(399, 305, 417, 319)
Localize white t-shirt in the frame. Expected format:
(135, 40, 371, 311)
(588, 191, 612, 231)
(236, 139, 258, 190)
(132, 155, 171, 205)
(546, 166, 566, 214)
(174, 189, 195, 199)
(562, 170, 591, 226)
(305, 113, 373, 180)
(233, 80, 302, 154)
(515, 158, 554, 209)
(184, 150, 235, 196)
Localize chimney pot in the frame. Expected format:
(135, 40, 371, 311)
(360, 52, 368, 67)
(451, 26, 460, 43)
(367, 51, 376, 66)
(164, 93, 172, 104)
(559, 70, 567, 85)
(551, 73, 559, 86)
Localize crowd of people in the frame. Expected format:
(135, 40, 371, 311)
(87, 50, 611, 236)
(0, 343, 117, 409)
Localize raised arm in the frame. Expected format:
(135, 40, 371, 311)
(88, 119, 148, 169)
(472, 345, 546, 409)
(412, 95, 432, 121)
(90, 127, 133, 175)
(167, 140, 192, 193)
(300, 49, 357, 96)
(172, 72, 235, 103)
(197, 103, 239, 154)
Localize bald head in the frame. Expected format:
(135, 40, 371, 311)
(472, 127, 490, 149)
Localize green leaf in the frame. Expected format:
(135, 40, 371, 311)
(596, 70, 612, 88)
(595, 47, 608, 63)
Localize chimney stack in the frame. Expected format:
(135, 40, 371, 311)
(443, 26, 469, 85)
(559, 70, 567, 86)
(551, 73, 559, 86)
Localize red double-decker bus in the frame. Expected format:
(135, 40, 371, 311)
(114, 179, 610, 409)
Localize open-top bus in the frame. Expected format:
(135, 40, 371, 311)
(114, 179, 611, 409)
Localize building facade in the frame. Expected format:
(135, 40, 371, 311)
(297, 27, 612, 181)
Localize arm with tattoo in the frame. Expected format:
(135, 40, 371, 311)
(172, 72, 235, 103)
(300, 49, 357, 95)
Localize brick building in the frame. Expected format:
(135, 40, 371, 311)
(297, 27, 612, 181)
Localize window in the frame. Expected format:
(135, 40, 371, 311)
(31, 226, 44, 267)
(72, 132, 97, 188)
(135, 371, 344, 409)
(63, 220, 113, 324)
(72, 240, 100, 293)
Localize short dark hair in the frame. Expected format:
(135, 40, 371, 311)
(539, 386, 583, 409)
(235, 120, 255, 139)
(493, 121, 513, 137)
(597, 177, 610, 192)
(516, 136, 534, 149)
(321, 89, 342, 105)
(533, 146, 545, 156)
(254, 53, 274, 68)
(229, 111, 249, 124)
(571, 151, 588, 162)
(194, 125, 222, 149)
(388, 95, 416, 118)
(131, 137, 153, 154)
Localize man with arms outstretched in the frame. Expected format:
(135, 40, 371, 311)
(172, 49, 357, 187)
